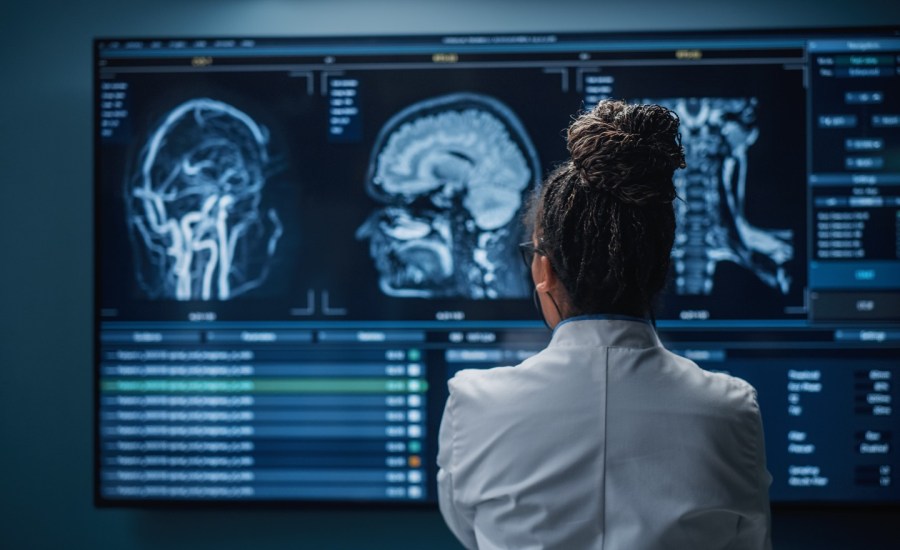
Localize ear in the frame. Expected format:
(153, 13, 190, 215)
(534, 255, 559, 294)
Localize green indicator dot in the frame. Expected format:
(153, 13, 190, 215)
(408, 349, 422, 361)
(408, 441, 422, 453)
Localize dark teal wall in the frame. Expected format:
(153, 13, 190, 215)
(1, 1, 899, 548)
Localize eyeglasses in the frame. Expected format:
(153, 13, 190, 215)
(518, 241, 544, 269)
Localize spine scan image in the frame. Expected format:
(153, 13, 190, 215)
(356, 93, 541, 299)
(651, 98, 794, 295)
(126, 99, 283, 301)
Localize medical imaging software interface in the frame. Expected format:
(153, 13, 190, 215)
(95, 30, 900, 505)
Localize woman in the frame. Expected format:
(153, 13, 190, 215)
(437, 100, 771, 550)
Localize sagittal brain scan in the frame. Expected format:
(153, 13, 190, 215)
(650, 98, 794, 296)
(126, 98, 283, 301)
(356, 93, 541, 299)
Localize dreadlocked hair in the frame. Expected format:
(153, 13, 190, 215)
(534, 99, 685, 317)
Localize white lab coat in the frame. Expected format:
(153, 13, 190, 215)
(437, 316, 772, 550)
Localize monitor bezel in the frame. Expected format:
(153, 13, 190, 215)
(94, 24, 900, 509)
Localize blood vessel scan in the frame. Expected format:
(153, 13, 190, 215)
(126, 98, 283, 301)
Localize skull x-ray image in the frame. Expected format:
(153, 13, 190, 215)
(356, 93, 541, 299)
(126, 98, 283, 301)
(649, 98, 794, 296)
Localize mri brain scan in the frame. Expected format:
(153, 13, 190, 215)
(357, 93, 541, 299)
(126, 98, 283, 301)
(649, 97, 794, 296)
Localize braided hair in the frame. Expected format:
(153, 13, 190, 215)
(530, 99, 686, 318)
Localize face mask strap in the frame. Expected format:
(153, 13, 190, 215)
(532, 287, 551, 329)
(532, 287, 564, 330)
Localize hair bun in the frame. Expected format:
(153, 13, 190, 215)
(567, 100, 685, 205)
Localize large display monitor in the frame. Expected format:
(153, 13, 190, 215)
(95, 28, 900, 506)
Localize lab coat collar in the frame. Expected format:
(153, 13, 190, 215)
(550, 314, 661, 349)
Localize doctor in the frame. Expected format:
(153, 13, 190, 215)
(437, 100, 772, 550)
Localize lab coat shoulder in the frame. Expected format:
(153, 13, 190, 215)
(604, 349, 772, 549)
(692, 365, 772, 550)
(449, 348, 560, 400)
(442, 350, 610, 549)
(649, 349, 767, 472)
(438, 363, 538, 549)
(446, 357, 538, 430)
(442, 348, 574, 479)
(655, 348, 761, 419)
(447, 351, 566, 425)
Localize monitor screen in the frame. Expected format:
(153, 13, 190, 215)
(95, 28, 900, 505)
